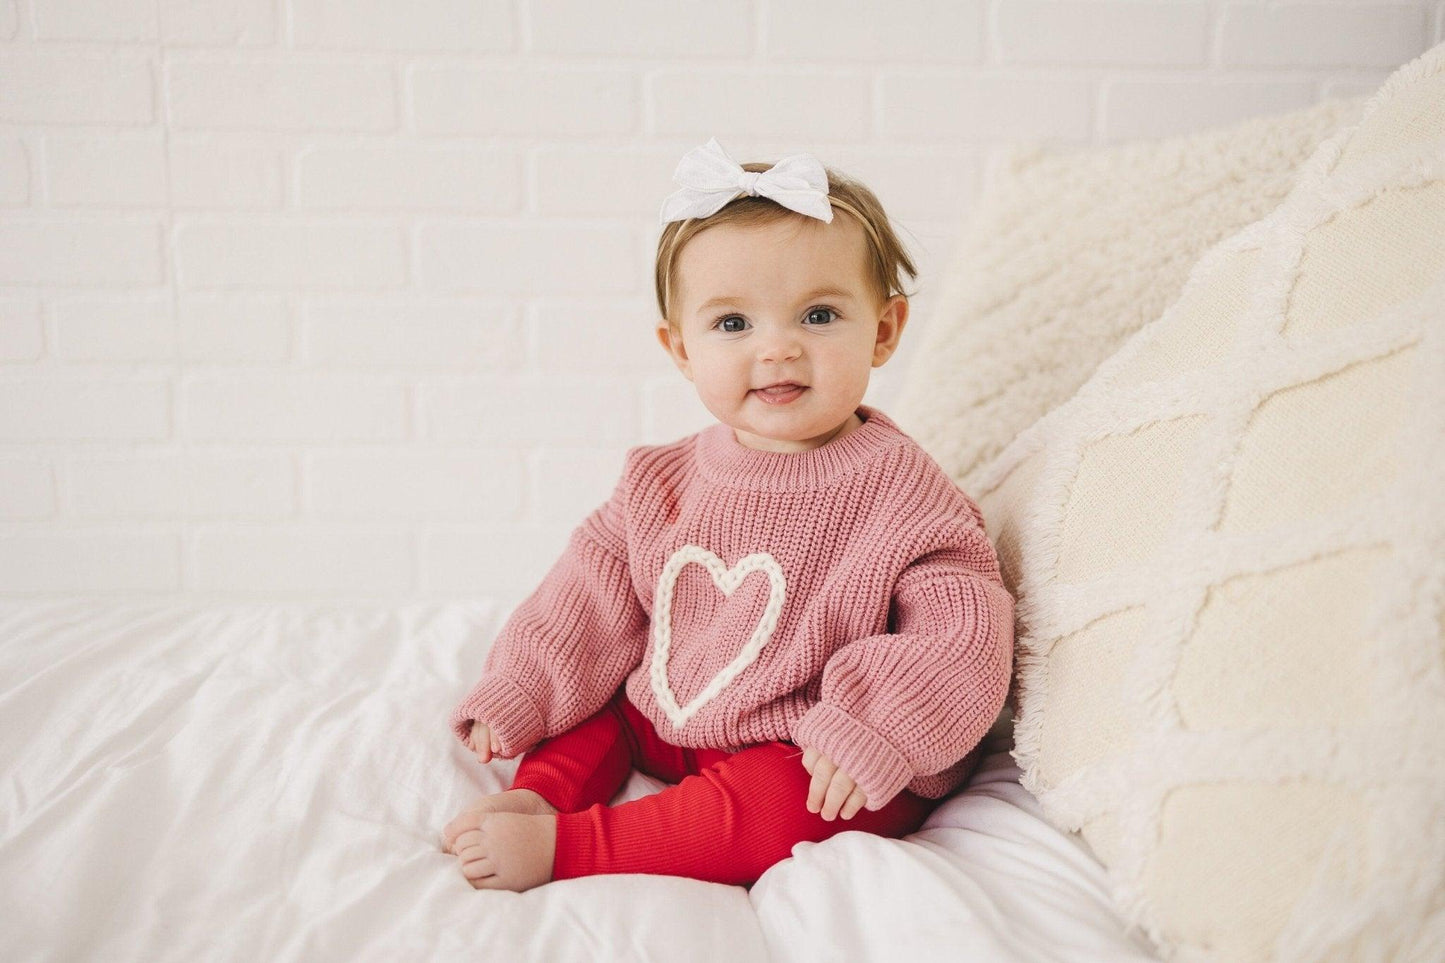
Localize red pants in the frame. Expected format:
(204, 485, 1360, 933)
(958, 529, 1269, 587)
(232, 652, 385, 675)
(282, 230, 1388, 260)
(509, 685, 935, 887)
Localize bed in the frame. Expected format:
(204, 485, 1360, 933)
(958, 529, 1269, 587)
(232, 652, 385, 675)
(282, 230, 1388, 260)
(8, 39, 1437, 963)
(0, 599, 1159, 962)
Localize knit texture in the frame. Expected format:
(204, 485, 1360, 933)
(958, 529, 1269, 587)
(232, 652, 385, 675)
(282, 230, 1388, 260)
(449, 404, 1015, 810)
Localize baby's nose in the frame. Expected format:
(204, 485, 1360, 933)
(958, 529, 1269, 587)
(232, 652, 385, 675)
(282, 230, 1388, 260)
(756, 331, 801, 361)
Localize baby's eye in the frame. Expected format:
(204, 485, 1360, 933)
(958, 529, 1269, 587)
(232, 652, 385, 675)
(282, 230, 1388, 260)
(715, 316, 747, 333)
(804, 307, 837, 325)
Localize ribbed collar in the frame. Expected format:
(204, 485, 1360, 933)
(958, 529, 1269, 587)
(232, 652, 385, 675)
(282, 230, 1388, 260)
(693, 403, 910, 491)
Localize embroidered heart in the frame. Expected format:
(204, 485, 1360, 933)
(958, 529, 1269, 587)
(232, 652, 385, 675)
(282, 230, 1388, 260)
(649, 544, 787, 730)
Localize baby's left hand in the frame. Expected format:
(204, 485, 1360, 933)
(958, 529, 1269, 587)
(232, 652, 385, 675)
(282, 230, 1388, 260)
(800, 746, 870, 821)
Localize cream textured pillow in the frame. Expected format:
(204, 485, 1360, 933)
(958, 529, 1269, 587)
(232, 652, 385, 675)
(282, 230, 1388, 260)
(893, 96, 1364, 495)
(971, 41, 1445, 962)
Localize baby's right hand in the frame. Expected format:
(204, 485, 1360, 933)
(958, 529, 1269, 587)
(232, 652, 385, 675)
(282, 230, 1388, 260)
(465, 721, 504, 765)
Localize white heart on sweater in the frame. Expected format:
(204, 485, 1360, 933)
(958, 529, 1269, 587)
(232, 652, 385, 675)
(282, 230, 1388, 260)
(649, 544, 787, 730)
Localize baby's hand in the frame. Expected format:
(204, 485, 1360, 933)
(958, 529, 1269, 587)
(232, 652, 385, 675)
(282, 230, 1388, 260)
(465, 721, 505, 765)
(800, 746, 870, 821)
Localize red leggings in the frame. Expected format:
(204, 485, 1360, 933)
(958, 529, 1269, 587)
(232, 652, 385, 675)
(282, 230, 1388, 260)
(509, 685, 936, 887)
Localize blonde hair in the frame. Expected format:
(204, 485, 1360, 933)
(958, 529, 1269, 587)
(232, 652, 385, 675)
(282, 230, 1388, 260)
(654, 161, 918, 329)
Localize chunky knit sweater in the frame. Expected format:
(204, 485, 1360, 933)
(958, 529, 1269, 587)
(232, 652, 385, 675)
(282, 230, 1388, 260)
(449, 404, 1015, 809)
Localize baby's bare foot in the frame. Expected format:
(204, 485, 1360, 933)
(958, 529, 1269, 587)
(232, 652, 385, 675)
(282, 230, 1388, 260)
(442, 789, 557, 854)
(452, 811, 556, 892)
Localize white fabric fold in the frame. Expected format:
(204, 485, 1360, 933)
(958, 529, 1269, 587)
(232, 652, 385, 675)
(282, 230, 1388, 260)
(0, 599, 1159, 963)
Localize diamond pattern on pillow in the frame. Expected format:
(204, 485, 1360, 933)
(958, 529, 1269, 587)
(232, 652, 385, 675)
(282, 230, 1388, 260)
(971, 41, 1445, 963)
(1286, 182, 1445, 337)
(1220, 348, 1415, 533)
(893, 98, 1365, 493)
(1058, 416, 1208, 582)
(1174, 548, 1385, 729)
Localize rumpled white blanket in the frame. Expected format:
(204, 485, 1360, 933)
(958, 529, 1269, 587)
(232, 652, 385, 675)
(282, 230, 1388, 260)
(0, 600, 1159, 962)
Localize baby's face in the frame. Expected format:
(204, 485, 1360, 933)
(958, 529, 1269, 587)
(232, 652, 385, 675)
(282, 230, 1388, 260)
(658, 213, 908, 453)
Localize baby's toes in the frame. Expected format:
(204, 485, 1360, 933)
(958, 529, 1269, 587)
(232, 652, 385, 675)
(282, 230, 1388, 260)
(462, 856, 497, 884)
(459, 851, 495, 885)
(442, 810, 483, 852)
(454, 831, 492, 882)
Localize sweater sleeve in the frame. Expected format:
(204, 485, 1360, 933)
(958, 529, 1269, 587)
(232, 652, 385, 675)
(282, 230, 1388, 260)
(790, 524, 1015, 811)
(448, 461, 649, 758)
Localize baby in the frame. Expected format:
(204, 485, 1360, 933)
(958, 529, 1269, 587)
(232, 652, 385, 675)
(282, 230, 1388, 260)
(440, 137, 1015, 893)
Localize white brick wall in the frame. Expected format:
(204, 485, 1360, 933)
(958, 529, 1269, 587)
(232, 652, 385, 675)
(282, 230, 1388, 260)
(0, 0, 1438, 603)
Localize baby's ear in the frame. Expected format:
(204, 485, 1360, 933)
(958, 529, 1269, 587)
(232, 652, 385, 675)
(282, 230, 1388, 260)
(655, 321, 693, 379)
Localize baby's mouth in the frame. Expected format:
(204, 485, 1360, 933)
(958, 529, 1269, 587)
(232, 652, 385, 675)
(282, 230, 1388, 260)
(752, 383, 808, 403)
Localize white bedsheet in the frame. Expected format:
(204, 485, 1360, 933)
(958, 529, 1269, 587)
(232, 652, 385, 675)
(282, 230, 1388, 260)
(0, 600, 1160, 962)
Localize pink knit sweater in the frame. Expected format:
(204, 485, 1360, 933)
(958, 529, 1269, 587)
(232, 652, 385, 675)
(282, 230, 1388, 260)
(449, 404, 1015, 809)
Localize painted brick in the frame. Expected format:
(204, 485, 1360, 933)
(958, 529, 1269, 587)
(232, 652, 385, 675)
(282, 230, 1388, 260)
(532, 447, 630, 522)
(291, 0, 512, 51)
(997, 1, 1209, 66)
(0, 219, 163, 286)
(190, 528, 411, 593)
(417, 375, 638, 445)
(46, 134, 167, 208)
(0, 533, 179, 592)
(169, 138, 284, 209)
(0, 136, 29, 204)
(303, 298, 520, 369)
(1322, 77, 1393, 100)
(530, 299, 672, 371)
(52, 296, 175, 362)
(297, 145, 522, 211)
(0, 53, 154, 125)
(766, 0, 982, 62)
(0, 0, 1427, 602)
(306, 450, 523, 519)
(1, 298, 43, 362)
(158, 0, 276, 45)
(414, 221, 634, 296)
(819, 146, 982, 224)
(530, 0, 749, 56)
(534, 145, 679, 216)
(34, 0, 157, 42)
(649, 69, 871, 140)
(167, 59, 397, 131)
(179, 296, 292, 363)
(640, 378, 713, 445)
(0, 380, 170, 441)
(420, 525, 569, 596)
(1221, 3, 1429, 68)
(1103, 79, 1317, 143)
(182, 375, 409, 443)
(0, 456, 54, 518)
(174, 218, 408, 290)
(68, 452, 294, 518)
(878, 72, 1092, 142)
(410, 66, 636, 135)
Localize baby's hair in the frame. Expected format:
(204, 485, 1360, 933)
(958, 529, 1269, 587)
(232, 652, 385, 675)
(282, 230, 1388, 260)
(654, 161, 918, 330)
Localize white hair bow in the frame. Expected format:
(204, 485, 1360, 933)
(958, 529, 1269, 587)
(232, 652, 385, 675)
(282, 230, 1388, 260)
(658, 137, 834, 225)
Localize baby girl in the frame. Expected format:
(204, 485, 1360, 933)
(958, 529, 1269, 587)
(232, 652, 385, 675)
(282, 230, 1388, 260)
(440, 137, 1015, 892)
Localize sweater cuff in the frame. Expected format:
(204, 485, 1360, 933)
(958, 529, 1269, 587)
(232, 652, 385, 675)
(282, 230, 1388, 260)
(791, 701, 914, 811)
(448, 673, 547, 758)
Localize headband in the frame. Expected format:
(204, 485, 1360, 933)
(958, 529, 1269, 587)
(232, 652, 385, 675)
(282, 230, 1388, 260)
(658, 137, 834, 225)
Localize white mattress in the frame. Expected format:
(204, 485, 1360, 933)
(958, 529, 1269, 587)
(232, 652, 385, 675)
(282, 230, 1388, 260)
(0, 600, 1160, 962)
